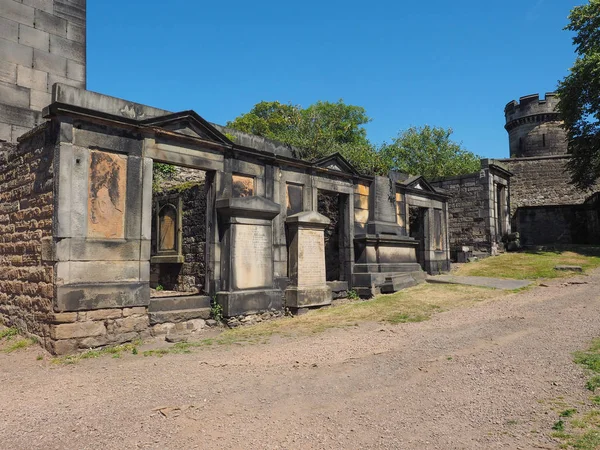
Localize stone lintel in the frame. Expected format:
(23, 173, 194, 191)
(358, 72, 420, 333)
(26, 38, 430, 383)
(216, 195, 280, 220)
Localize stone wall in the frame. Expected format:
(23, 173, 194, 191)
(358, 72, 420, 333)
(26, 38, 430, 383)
(430, 173, 489, 252)
(0, 126, 54, 338)
(516, 205, 600, 246)
(0, 0, 86, 142)
(500, 156, 592, 218)
(151, 182, 207, 293)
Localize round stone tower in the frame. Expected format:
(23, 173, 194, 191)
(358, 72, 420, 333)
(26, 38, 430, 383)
(504, 93, 567, 158)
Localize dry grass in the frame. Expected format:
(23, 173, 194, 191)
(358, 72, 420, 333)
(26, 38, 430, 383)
(196, 283, 504, 346)
(453, 251, 600, 280)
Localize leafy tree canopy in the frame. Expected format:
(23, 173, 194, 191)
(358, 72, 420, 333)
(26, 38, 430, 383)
(379, 126, 481, 179)
(227, 101, 481, 178)
(557, 0, 600, 189)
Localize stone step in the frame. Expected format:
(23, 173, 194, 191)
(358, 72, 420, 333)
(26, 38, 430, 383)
(379, 272, 421, 294)
(148, 295, 211, 312)
(149, 308, 211, 325)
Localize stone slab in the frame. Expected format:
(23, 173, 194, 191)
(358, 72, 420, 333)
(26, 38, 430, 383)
(426, 275, 532, 290)
(149, 308, 211, 325)
(216, 289, 282, 317)
(285, 286, 332, 309)
(55, 282, 149, 311)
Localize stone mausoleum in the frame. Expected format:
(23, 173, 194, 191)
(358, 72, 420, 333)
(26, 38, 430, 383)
(0, 84, 451, 354)
(0, 0, 453, 354)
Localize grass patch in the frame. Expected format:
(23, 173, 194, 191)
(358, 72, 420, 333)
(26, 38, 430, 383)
(4, 338, 36, 353)
(550, 339, 600, 448)
(53, 341, 140, 364)
(0, 327, 18, 340)
(453, 251, 600, 280)
(139, 284, 504, 358)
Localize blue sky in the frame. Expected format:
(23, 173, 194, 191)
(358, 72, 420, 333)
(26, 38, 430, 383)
(87, 0, 580, 159)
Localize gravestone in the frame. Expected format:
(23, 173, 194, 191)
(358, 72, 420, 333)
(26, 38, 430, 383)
(216, 196, 282, 316)
(285, 211, 332, 309)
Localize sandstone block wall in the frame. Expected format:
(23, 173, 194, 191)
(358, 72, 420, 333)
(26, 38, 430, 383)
(430, 173, 489, 251)
(0, 126, 54, 338)
(500, 156, 592, 218)
(516, 205, 600, 246)
(0, 0, 86, 142)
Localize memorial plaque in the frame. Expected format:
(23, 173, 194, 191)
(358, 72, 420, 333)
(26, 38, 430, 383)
(286, 183, 303, 216)
(373, 176, 397, 223)
(232, 224, 272, 290)
(88, 150, 127, 239)
(232, 174, 254, 198)
(297, 229, 326, 287)
(158, 205, 177, 251)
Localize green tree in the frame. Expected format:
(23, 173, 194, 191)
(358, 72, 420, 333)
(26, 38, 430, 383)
(379, 126, 481, 179)
(557, 0, 600, 189)
(227, 99, 385, 174)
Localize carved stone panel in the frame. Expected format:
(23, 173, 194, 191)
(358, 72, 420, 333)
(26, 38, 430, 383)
(87, 150, 127, 239)
(231, 224, 272, 290)
(297, 228, 326, 287)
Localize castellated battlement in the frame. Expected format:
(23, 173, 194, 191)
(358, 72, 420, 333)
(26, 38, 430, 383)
(504, 93, 560, 127)
(504, 93, 567, 158)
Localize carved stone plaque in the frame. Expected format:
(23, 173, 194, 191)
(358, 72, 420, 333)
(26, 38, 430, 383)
(88, 150, 127, 239)
(232, 224, 272, 290)
(297, 228, 326, 287)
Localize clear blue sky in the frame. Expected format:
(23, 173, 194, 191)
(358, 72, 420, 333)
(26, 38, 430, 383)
(87, 0, 580, 159)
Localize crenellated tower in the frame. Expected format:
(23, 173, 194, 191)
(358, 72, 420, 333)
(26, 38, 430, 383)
(504, 93, 567, 158)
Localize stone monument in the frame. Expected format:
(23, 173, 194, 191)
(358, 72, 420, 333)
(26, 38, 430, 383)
(353, 176, 425, 296)
(216, 196, 282, 316)
(285, 211, 332, 310)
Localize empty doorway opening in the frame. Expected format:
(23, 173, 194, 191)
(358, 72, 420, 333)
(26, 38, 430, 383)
(317, 190, 348, 282)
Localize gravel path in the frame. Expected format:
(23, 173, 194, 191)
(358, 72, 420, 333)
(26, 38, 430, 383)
(1, 273, 600, 449)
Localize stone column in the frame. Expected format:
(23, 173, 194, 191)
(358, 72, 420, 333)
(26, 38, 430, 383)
(285, 211, 332, 310)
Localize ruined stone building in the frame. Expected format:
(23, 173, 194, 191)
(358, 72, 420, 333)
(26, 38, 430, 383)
(0, 1, 451, 354)
(500, 93, 600, 247)
(432, 92, 600, 256)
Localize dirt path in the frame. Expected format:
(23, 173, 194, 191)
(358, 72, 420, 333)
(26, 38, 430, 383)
(1, 273, 600, 449)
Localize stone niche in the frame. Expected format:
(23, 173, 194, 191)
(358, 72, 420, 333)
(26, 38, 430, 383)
(285, 211, 332, 309)
(353, 176, 424, 296)
(216, 196, 282, 316)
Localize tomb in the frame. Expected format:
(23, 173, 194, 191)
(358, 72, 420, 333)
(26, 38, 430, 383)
(0, 84, 451, 354)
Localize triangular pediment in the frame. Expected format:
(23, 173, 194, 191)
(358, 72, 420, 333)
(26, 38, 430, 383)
(404, 175, 437, 193)
(313, 152, 359, 175)
(140, 111, 233, 145)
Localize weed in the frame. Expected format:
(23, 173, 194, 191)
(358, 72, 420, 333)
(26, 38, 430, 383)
(586, 376, 600, 392)
(0, 327, 18, 340)
(5, 338, 36, 353)
(560, 408, 578, 418)
(591, 396, 600, 405)
(572, 430, 600, 449)
(506, 419, 519, 425)
(347, 289, 360, 300)
(551, 431, 571, 440)
(210, 300, 223, 323)
(155, 284, 164, 292)
(553, 420, 565, 431)
(53, 342, 139, 364)
(36, 355, 43, 361)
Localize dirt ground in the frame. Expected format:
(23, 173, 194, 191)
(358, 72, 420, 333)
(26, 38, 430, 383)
(2, 272, 600, 449)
